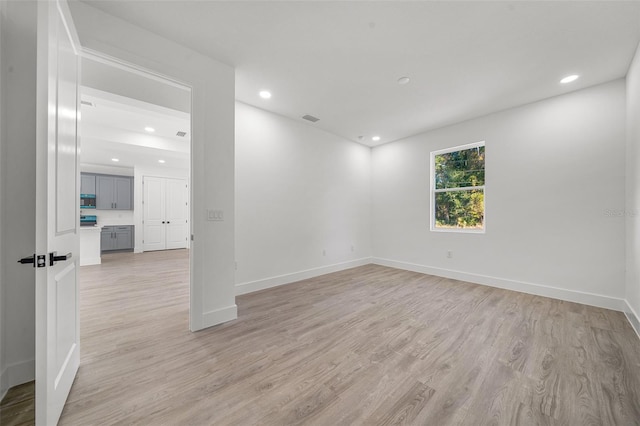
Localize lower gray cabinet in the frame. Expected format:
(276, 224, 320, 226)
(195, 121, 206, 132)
(101, 225, 134, 252)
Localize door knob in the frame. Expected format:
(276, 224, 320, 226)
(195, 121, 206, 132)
(18, 254, 46, 268)
(18, 254, 35, 265)
(49, 252, 72, 266)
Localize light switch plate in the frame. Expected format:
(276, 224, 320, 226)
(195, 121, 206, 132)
(207, 209, 224, 221)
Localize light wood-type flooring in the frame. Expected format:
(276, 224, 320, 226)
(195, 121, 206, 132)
(0, 381, 35, 425)
(10, 249, 640, 425)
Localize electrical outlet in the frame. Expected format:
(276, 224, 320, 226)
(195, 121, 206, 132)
(323, 249, 326, 256)
(351, 245, 355, 252)
(447, 250, 453, 259)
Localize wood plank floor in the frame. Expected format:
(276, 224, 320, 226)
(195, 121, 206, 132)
(0, 381, 35, 425)
(47, 250, 640, 424)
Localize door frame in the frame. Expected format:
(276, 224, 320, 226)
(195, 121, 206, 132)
(79, 48, 197, 329)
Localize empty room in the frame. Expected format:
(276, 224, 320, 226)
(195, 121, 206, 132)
(1, 1, 640, 425)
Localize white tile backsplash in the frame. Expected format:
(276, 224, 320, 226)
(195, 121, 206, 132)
(93, 209, 134, 226)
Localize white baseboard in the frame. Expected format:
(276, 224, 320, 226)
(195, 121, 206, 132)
(235, 257, 373, 296)
(199, 304, 238, 330)
(0, 366, 7, 402)
(372, 258, 626, 312)
(80, 256, 101, 266)
(624, 300, 640, 340)
(0, 358, 35, 401)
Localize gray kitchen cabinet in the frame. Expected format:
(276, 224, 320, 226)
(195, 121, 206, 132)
(100, 226, 115, 251)
(80, 173, 96, 195)
(101, 225, 134, 252)
(96, 177, 114, 210)
(96, 175, 133, 210)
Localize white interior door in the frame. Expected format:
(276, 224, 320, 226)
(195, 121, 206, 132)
(143, 176, 166, 251)
(35, 1, 81, 424)
(165, 178, 188, 249)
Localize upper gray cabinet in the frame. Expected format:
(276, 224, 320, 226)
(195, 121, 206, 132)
(80, 173, 96, 195)
(95, 175, 133, 210)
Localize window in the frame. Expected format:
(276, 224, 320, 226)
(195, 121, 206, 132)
(431, 141, 485, 232)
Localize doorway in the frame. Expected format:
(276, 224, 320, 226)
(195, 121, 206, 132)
(78, 54, 193, 327)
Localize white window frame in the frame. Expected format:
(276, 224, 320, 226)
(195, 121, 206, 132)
(430, 141, 486, 233)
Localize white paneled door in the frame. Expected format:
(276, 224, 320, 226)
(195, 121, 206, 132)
(143, 176, 188, 251)
(35, 1, 81, 424)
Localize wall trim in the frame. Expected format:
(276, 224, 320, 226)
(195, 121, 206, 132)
(200, 304, 238, 329)
(236, 257, 373, 296)
(372, 257, 626, 312)
(79, 257, 101, 266)
(0, 358, 35, 401)
(624, 300, 640, 340)
(0, 367, 6, 402)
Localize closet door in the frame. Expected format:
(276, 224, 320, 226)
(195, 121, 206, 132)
(165, 178, 188, 249)
(143, 176, 166, 251)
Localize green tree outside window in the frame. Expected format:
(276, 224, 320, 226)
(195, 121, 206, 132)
(432, 143, 485, 230)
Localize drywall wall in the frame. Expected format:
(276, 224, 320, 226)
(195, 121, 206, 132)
(626, 41, 640, 335)
(235, 102, 372, 294)
(372, 80, 627, 310)
(70, 1, 236, 331)
(0, 0, 37, 391)
(82, 57, 190, 113)
(0, 0, 5, 399)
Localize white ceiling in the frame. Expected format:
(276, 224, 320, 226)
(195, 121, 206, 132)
(78, 1, 640, 147)
(80, 88, 190, 170)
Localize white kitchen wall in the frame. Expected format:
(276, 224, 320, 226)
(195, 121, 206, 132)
(0, 0, 37, 392)
(235, 102, 372, 294)
(372, 80, 627, 310)
(626, 42, 640, 335)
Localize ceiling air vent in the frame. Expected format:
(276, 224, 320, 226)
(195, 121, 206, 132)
(80, 100, 94, 107)
(176, 131, 187, 137)
(302, 115, 320, 123)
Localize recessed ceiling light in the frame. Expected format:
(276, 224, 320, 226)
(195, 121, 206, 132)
(158, 159, 166, 164)
(372, 136, 381, 142)
(144, 127, 155, 132)
(397, 77, 410, 85)
(111, 158, 119, 162)
(560, 75, 579, 84)
(259, 90, 272, 99)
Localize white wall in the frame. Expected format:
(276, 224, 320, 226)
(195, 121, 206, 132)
(82, 57, 190, 113)
(134, 165, 189, 253)
(372, 80, 627, 310)
(0, 0, 37, 393)
(626, 41, 640, 335)
(235, 102, 372, 294)
(73, 2, 237, 331)
(0, 0, 5, 400)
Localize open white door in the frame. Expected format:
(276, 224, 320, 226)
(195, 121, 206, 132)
(35, 0, 81, 424)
